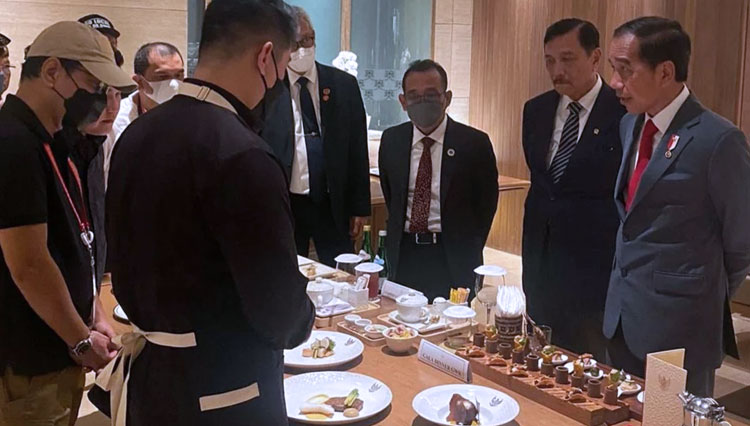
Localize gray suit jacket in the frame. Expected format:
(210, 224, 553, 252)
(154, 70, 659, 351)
(603, 94, 750, 371)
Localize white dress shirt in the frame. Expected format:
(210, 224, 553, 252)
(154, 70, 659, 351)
(103, 91, 140, 189)
(288, 66, 322, 195)
(546, 75, 603, 168)
(629, 85, 690, 174)
(404, 117, 447, 233)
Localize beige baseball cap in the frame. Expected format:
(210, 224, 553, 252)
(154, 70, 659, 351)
(26, 21, 134, 91)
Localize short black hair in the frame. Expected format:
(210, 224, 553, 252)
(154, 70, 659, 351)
(614, 16, 691, 82)
(402, 59, 448, 93)
(21, 57, 80, 81)
(199, 0, 297, 61)
(134, 42, 183, 75)
(544, 18, 600, 55)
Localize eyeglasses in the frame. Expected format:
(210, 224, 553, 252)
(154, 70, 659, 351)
(405, 92, 445, 104)
(295, 34, 315, 50)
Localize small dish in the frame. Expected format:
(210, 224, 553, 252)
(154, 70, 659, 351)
(354, 319, 372, 331)
(364, 324, 387, 339)
(344, 314, 361, 327)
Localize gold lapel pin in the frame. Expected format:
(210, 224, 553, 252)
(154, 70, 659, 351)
(593, 128, 600, 135)
(665, 151, 672, 159)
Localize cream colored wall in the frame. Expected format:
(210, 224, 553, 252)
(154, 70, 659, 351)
(0, 0, 187, 94)
(433, 0, 472, 124)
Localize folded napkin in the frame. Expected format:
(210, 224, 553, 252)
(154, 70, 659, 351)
(315, 297, 354, 318)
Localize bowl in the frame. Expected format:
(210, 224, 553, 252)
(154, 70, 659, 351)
(364, 324, 387, 339)
(344, 314, 361, 327)
(354, 318, 372, 331)
(443, 305, 476, 325)
(306, 281, 334, 307)
(382, 326, 420, 353)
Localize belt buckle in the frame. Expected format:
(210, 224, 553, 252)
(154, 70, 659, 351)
(415, 232, 436, 245)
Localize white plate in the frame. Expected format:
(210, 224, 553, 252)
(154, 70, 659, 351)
(285, 372, 392, 424)
(443, 306, 476, 320)
(300, 262, 338, 279)
(637, 391, 644, 404)
(284, 331, 364, 369)
(551, 354, 569, 366)
(618, 382, 642, 397)
(113, 304, 129, 322)
(387, 310, 447, 333)
(412, 384, 520, 426)
(585, 368, 604, 381)
(563, 359, 598, 373)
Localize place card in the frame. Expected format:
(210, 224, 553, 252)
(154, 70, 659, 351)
(643, 348, 687, 426)
(381, 280, 422, 301)
(417, 340, 472, 383)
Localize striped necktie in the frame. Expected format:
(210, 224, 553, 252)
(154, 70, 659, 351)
(549, 101, 583, 184)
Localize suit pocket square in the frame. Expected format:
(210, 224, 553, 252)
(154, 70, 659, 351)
(653, 270, 706, 297)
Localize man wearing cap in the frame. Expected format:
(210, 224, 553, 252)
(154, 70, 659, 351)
(0, 21, 135, 425)
(79, 14, 123, 67)
(0, 32, 12, 106)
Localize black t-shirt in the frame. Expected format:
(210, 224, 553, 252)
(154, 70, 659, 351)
(0, 95, 93, 376)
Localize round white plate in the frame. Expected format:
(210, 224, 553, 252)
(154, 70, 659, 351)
(563, 359, 598, 373)
(284, 331, 364, 369)
(618, 382, 642, 397)
(388, 308, 429, 324)
(637, 391, 644, 404)
(585, 369, 605, 381)
(551, 354, 569, 366)
(412, 384, 520, 426)
(113, 304, 129, 322)
(285, 372, 392, 424)
(443, 306, 476, 320)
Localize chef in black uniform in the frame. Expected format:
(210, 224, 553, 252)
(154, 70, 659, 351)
(97, 1, 314, 425)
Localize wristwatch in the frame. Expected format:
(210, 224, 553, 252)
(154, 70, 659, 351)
(71, 335, 93, 357)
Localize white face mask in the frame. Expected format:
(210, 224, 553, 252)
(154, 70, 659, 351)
(289, 47, 316, 74)
(144, 78, 180, 104)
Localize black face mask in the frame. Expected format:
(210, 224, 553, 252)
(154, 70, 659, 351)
(251, 51, 284, 124)
(55, 68, 108, 129)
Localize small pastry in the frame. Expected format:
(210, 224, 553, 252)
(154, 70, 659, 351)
(534, 378, 555, 389)
(486, 355, 507, 367)
(467, 346, 485, 358)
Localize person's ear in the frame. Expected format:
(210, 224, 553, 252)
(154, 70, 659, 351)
(444, 90, 453, 108)
(256, 41, 276, 86)
(398, 93, 408, 111)
(590, 47, 602, 69)
(41, 57, 62, 89)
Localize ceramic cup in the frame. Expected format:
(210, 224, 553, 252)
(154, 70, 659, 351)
(306, 281, 334, 307)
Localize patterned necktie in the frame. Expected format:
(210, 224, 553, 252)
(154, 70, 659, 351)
(297, 76, 326, 203)
(549, 101, 583, 183)
(409, 137, 436, 233)
(626, 119, 659, 211)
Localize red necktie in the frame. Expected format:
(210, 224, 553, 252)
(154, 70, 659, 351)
(626, 119, 658, 211)
(409, 137, 436, 233)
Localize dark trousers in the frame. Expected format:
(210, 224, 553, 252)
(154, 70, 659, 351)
(606, 322, 716, 396)
(394, 234, 453, 301)
(290, 193, 352, 267)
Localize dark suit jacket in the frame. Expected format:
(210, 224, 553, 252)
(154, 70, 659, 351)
(604, 94, 750, 371)
(378, 117, 498, 286)
(262, 62, 371, 234)
(521, 83, 626, 320)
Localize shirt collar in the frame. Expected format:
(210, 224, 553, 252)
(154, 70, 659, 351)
(288, 64, 318, 88)
(0, 95, 54, 143)
(560, 74, 602, 113)
(183, 78, 262, 133)
(646, 84, 690, 134)
(412, 115, 448, 147)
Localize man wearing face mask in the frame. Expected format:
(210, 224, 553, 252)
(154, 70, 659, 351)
(99, 1, 313, 424)
(0, 21, 135, 426)
(379, 60, 498, 301)
(103, 41, 184, 185)
(262, 6, 370, 266)
(78, 14, 124, 67)
(0, 33, 12, 107)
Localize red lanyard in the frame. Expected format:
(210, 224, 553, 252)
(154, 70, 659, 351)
(42, 143, 91, 236)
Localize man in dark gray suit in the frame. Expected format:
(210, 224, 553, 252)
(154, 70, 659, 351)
(604, 16, 750, 396)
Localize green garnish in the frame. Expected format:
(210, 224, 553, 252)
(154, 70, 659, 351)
(344, 389, 359, 407)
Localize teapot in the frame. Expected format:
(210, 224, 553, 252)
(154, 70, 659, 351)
(679, 391, 732, 426)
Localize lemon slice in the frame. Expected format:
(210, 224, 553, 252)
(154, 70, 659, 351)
(306, 394, 329, 404)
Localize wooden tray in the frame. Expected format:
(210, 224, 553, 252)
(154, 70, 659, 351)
(375, 313, 475, 345)
(336, 321, 386, 347)
(314, 301, 381, 328)
(456, 347, 643, 425)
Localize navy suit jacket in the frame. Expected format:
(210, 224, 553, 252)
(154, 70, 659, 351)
(603, 94, 750, 370)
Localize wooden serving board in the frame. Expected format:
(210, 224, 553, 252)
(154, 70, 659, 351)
(314, 301, 381, 328)
(336, 321, 386, 347)
(457, 348, 643, 425)
(374, 313, 475, 345)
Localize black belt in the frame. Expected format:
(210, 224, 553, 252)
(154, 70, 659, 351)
(404, 232, 441, 245)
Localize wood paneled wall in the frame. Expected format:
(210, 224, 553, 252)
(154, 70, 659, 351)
(470, 0, 750, 255)
(0, 0, 187, 94)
